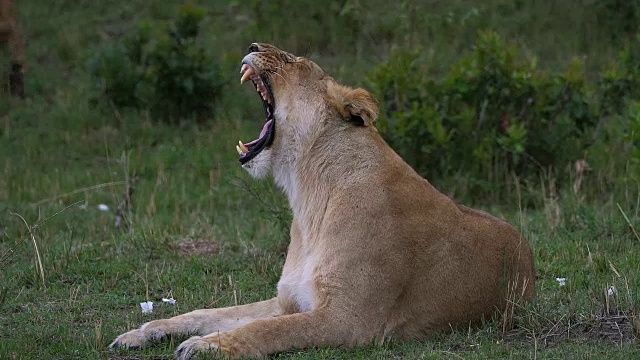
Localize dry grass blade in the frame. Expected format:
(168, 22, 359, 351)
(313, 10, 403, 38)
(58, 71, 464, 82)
(94, 318, 103, 350)
(616, 203, 640, 243)
(10, 212, 45, 287)
(30, 181, 126, 206)
(1, 200, 83, 274)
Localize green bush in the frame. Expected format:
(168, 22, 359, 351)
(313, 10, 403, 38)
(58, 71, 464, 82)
(89, 4, 224, 122)
(584, 100, 640, 203)
(368, 31, 601, 202)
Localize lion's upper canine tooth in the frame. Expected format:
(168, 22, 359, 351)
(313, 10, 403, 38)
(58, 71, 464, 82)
(241, 67, 255, 84)
(241, 64, 272, 104)
(238, 141, 248, 153)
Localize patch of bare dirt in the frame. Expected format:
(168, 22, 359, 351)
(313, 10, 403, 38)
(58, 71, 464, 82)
(107, 356, 170, 360)
(175, 238, 220, 256)
(505, 311, 638, 348)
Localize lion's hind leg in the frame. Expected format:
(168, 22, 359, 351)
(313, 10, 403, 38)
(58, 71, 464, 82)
(110, 297, 282, 350)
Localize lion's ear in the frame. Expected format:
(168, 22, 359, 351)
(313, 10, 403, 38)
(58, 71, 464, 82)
(344, 88, 379, 126)
(327, 83, 379, 127)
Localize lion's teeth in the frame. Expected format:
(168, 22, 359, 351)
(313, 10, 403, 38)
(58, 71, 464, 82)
(238, 141, 248, 153)
(241, 67, 254, 84)
(240, 64, 248, 73)
(236, 145, 243, 155)
(240, 72, 251, 84)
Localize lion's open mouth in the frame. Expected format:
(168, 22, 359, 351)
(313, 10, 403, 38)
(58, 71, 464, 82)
(237, 62, 275, 164)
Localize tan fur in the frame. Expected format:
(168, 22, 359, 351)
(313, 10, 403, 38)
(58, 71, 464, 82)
(110, 43, 535, 360)
(326, 82, 379, 126)
(0, 0, 25, 97)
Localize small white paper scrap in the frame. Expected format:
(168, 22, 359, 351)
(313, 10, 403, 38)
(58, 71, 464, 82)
(140, 301, 153, 313)
(98, 204, 110, 212)
(607, 286, 616, 296)
(555, 278, 566, 286)
(162, 297, 177, 305)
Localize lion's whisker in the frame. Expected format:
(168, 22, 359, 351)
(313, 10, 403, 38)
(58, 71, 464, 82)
(271, 66, 291, 86)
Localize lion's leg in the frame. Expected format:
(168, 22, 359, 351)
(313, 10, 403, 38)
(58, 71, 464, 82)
(110, 297, 283, 350)
(0, 0, 25, 98)
(0, 21, 11, 35)
(175, 307, 375, 359)
(7, 29, 25, 98)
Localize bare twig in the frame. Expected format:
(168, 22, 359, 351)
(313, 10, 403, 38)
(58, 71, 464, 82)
(115, 176, 136, 230)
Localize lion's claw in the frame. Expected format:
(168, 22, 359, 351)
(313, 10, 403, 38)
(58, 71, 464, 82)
(175, 336, 220, 360)
(109, 330, 147, 350)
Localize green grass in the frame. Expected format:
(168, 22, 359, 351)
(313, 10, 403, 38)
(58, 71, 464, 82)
(1, 1, 639, 359)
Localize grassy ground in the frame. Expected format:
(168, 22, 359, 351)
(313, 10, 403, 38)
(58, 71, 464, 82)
(1, 1, 639, 359)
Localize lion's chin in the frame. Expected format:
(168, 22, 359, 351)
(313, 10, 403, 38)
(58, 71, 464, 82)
(241, 148, 273, 179)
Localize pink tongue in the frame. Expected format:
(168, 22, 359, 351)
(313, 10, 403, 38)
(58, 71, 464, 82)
(244, 120, 273, 146)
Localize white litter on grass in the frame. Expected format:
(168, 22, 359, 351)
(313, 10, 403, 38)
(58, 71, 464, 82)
(98, 204, 110, 212)
(140, 301, 153, 314)
(556, 277, 566, 286)
(162, 297, 177, 305)
(608, 286, 616, 296)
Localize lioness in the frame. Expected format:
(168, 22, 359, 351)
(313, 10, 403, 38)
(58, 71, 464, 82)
(110, 43, 535, 359)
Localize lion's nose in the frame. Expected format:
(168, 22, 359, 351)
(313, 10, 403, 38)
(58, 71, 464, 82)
(248, 43, 260, 54)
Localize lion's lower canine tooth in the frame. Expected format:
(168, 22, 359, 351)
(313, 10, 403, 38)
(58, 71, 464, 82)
(236, 145, 244, 155)
(238, 141, 249, 153)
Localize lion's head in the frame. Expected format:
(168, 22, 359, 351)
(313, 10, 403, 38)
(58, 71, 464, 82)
(237, 43, 378, 179)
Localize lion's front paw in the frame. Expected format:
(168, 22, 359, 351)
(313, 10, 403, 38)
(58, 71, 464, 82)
(175, 336, 220, 360)
(109, 329, 150, 350)
(110, 321, 172, 350)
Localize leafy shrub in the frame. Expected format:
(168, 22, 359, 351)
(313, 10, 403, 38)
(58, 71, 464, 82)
(584, 100, 640, 203)
(368, 31, 599, 202)
(89, 4, 223, 122)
